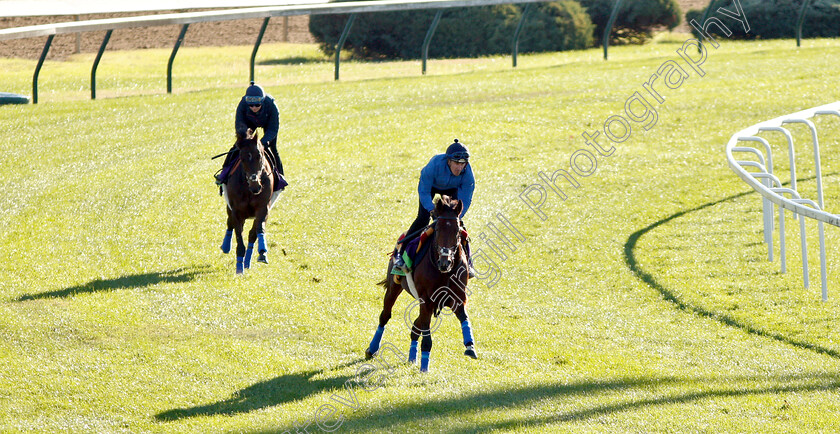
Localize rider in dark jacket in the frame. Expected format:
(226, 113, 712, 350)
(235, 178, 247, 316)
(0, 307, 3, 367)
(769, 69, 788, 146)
(216, 82, 286, 190)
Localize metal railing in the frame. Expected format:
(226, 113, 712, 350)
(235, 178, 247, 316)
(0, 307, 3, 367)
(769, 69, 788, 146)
(0, 0, 562, 103)
(726, 101, 840, 301)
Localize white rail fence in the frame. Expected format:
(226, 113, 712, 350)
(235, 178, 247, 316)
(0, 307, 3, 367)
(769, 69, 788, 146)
(726, 101, 840, 301)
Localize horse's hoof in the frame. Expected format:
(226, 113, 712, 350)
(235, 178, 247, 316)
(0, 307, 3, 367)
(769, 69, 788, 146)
(464, 346, 477, 359)
(365, 349, 375, 360)
(221, 246, 231, 254)
(258, 254, 268, 264)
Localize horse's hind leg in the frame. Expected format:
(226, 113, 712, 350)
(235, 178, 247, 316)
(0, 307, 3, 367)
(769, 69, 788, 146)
(221, 212, 234, 254)
(454, 304, 477, 359)
(366, 277, 402, 359)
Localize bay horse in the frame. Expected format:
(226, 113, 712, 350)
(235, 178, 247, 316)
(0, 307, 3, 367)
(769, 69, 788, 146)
(365, 196, 476, 372)
(219, 128, 278, 274)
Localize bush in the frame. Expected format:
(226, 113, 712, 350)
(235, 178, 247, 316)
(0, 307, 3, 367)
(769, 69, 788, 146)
(309, 0, 594, 59)
(577, 0, 682, 44)
(515, 1, 595, 53)
(688, 0, 840, 40)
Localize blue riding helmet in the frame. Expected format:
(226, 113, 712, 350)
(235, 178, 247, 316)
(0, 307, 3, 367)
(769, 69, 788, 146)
(445, 139, 470, 163)
(244, 81, 265, 105)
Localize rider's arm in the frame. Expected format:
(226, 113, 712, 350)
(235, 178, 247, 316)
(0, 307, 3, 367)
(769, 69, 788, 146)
(458, 165, 475, 217)
(261, 97, 280, 145)
(234, 99, 248, 132)
(417, 159, 437, 213)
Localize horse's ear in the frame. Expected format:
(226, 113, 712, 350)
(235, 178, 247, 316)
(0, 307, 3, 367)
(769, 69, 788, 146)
(454, 199, 463, 216)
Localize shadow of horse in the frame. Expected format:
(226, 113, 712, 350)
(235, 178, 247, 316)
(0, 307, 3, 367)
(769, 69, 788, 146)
(155, 360, 363, 422)
(261, 372, 840, 433)
(15, 265, 210, 301)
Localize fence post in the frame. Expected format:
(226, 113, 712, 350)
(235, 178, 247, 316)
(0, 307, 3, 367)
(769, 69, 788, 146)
(512, 3, 533, 68)
(422, 10, 443, 75)
(167, 24, 189, 94)
(602, 0, 623, 60)
(251, 17, 271, 83)
(796, 0, 813, 47)
(33, 34, 55, 104)
(335, 14, 357, 81)
(91, 29, 113, 100)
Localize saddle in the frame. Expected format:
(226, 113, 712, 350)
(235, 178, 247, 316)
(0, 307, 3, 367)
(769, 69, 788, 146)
(220, 150, 287, 192)
(391, 227, 434, 278)
(262, 149, 288, 191)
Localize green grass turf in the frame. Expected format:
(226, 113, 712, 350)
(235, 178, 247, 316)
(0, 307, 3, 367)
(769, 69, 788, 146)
(1, 34, 840, 432)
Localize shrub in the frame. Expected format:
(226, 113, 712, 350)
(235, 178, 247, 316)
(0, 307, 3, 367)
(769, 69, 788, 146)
(515, 1, 595, 53)
(577, 0, 682, 44)
(688, 0, 840, 40)
(309, 0, 594, 59)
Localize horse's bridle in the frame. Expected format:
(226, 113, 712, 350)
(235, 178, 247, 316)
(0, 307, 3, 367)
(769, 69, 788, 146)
(432, 215, 461, 273)
(242, 143, 266, 189)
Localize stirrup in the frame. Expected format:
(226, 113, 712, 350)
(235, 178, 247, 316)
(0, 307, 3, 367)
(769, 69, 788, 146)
(393, 254, 406, 269)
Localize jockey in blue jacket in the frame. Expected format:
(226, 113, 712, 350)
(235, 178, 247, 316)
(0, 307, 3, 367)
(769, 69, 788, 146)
(216, 82, 286, 191)
(394, 139, 475, 275)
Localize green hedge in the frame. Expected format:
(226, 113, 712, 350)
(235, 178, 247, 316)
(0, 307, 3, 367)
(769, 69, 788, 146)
(687, 0, 840, 40)
(577, 0, 681, 44)
(309, 1, 593, 59)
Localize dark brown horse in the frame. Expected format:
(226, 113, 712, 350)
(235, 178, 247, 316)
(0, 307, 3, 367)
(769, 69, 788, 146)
(219, 129, 278, 274)
(365, 195, 476, 372)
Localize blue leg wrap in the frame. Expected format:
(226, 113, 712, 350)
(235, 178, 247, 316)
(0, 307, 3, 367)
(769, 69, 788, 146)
(236, 256, 244, 274)
(368, 326, 385, 356)
(408, 340, 419, 363)
(257, 233, 267, 254)
(420, 351, 431, 372)
(221, 230, 233, 253)
(244, 243, 254, 269)
(461, 319, 474, 347)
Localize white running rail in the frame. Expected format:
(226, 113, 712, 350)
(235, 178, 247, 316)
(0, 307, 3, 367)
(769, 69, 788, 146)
(726, 101, 840, 301)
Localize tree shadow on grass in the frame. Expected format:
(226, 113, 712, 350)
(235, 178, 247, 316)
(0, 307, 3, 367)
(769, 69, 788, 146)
(623, 185, 840, 359)
(15, 265, 211, 301)
(155, 359, 364, 422)
(257, 372, 840, 433)
(258, 56, 331, 66)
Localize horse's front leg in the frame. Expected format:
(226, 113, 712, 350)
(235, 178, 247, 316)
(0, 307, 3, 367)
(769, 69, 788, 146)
(408, 317, 422, 364)
(254, 209, 269, 264)
(234, 218, 247, 274)
(454, 304, 477, 359)
(416, 304, 434, 372)
(244, 221, 258, 270)
(221, 210, 234, 254)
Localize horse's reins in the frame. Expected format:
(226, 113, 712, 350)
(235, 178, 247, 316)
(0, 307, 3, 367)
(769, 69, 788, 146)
(432, 215, 462, 271)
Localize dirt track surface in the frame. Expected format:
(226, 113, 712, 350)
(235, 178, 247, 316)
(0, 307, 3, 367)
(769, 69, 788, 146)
(0, 11, 314, 60)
